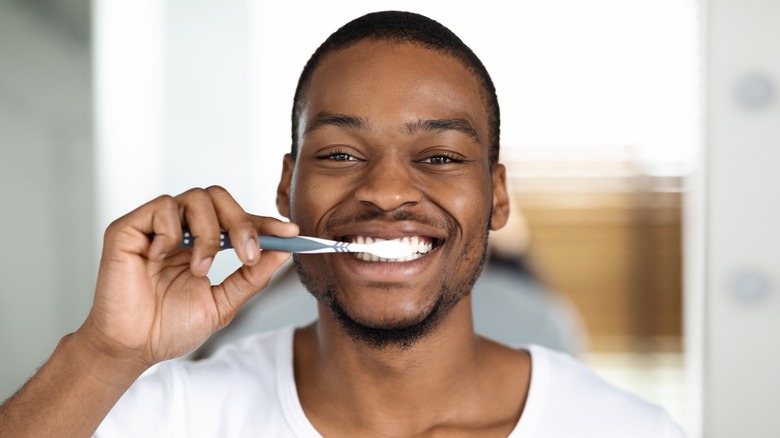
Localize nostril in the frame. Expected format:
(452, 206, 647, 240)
(354, 174, 423, 211)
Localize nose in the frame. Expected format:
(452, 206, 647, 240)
(354, 158, 423, 211)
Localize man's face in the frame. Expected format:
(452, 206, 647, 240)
(277, 40, 508, 346)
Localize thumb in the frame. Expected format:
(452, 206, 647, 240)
(210, 250, 291, 329)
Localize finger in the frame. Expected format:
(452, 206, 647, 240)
(211, 250, 292, 328)
(175, 188, 221, 276)
(147, 197, 184, 261)
(205, 186, 261, 266)
(254, 216, 300, 240)
(104, 195, 182, 261)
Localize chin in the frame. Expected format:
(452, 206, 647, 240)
(329, 294, 447, 350)
(293, 255, 477, 349)
(342, 302, 436, 331)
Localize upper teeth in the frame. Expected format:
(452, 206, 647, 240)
(352, 235, 433, 262)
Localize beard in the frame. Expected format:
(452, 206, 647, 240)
(293, 223, 490, 350)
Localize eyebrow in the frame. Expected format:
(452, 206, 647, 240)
(405, 118, 482, 144)
(303, 112, 371, 137)
(303, 112, 482, 145)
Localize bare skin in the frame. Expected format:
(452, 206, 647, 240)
(0, 41, 531, 437)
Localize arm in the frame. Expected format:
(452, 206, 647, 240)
(0, 186, 298, 437)
(0, 331, 146, 437)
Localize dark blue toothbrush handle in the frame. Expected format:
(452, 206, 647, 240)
(174, 230, 234, 250)
(150, 230, 336, 254)
(147, 230, 234, 250)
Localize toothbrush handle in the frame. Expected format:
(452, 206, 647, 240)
(167, 230, 341, 254)
(171, 230, 234, 250)
(258, 236, 335, 253)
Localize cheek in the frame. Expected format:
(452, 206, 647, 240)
(289, 173, 343, 233)
(429, 174, 493, 229)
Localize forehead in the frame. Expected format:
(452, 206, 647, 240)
(300, 40, 489, 143)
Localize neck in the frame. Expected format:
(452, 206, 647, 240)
(316, 296, 478, 378)
(293, 297, 528, 436)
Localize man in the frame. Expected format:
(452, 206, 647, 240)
(0, 11, 684, 437)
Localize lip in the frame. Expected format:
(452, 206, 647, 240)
(329, 220, 447, 243)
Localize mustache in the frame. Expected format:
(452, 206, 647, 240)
(324, 208, 453, 233)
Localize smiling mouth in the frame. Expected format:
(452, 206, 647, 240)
(348, 235, 439, 262)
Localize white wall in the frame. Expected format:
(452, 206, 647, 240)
(0, 0, 94, 401)
(701, 0, 780, 436)
(163, 0, 255, 280)
(95, 0, 253, 282)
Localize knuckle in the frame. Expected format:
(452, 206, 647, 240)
(200, 236, 222, 248)
(184, 188, 210, 203)
(216, 302, 236, 329)
(205, 185, 227, 196)
(206, 185, 235, 205)
(233, 217, 256, 229)
(104, 219, 121, 239)
(225, 221, 256, 242)
(154, 194, 178, 212)
(154, 193, 176, 204)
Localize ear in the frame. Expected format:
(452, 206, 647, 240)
(489, 163, 510, 231)
(276, 154, 295, 219)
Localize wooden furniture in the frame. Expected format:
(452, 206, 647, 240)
(504, 160, 683, 353)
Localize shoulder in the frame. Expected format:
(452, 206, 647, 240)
(96, 327, 295, 437)
(166, 326, 292, 399)
(183, 326, 287, 381)
(517, 345, 685, 437)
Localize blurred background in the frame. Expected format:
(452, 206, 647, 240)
(1, 1, 779, 437)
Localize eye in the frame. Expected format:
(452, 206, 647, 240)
(421, 153, 461, 165)
(317, 150, 358, 161)
(329, 153, 354, 161)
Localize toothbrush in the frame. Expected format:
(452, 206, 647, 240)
(172, 230, 418, 260)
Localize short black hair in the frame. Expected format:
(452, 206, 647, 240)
(290, 11, 501, 165)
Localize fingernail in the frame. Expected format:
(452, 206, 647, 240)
(197, 257, 214, 276)
(244, 238, 259, 262)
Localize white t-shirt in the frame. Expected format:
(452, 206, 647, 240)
(95, 326, 685, 437)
